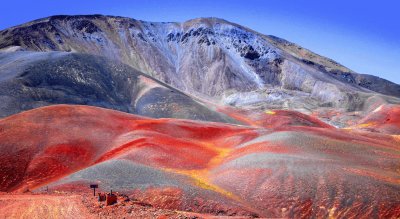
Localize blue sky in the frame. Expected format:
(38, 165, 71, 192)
(1, 0, 399, 84)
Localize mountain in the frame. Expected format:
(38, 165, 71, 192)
(0, 51, 237, 122)
(0, 15, 400, 218)
(1, 15, 399, 115)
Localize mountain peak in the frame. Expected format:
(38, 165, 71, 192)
(183, 17, 230, 25)
(1, 14, 399, 116)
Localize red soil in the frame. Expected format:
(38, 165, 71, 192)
(351, 105, 400, 134)
(0, 193, 235, 219)
(0, 105, 259, 192)
(0, 104, 399, 218)
(0, 194, 95, 219)
(218, 106, 334, 129)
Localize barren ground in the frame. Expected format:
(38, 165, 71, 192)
(0, 194, 94, 219)
(0, 193, 255, 219)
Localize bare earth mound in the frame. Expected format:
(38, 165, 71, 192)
(0, 105, 399, 218)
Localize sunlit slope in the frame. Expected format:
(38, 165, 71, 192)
(0, 105, 399, 217)
(2, 15, 400, 112)
(0, 51, 237, 124)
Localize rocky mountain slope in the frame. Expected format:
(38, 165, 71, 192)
(0, 51, 236, 123)
(1, 15, 399, 114)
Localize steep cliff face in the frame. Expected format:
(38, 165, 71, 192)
(1, 15, 399, 110)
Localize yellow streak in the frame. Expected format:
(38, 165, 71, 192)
(343, 122, 376, 130)
(328, 207, 337, 219)
(173, 169, 240, 201)
(163, 142, 240, 201)
(265, 110, 276, 115)
(201, 142, 232, 168)
(355, 122, 376, 128)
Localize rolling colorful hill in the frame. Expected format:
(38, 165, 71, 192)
(0, 15, 399, 218)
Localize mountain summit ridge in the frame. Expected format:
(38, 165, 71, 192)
(1, 14, 400, 124)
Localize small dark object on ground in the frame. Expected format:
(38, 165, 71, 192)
(106, 193, 117, 206)
(98, 193, 106, 202)
(89, 184, 98, 196)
